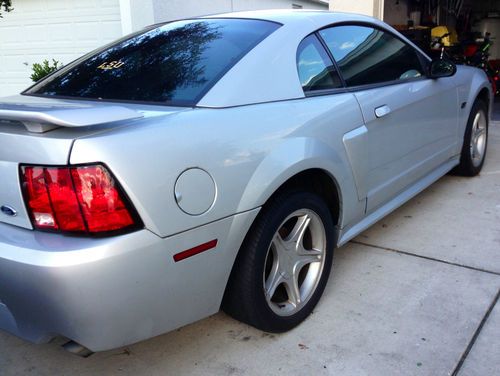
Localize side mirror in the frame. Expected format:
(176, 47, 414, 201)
(428, 59, 457, 78)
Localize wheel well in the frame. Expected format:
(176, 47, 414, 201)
(264, 169, 341, 227)
(477, 87, 490, 110)
(221, 169, 341, 310)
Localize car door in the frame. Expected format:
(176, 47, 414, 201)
(318, 24, 458, 212)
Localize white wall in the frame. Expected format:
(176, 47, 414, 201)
(152, 0, 327, 23)
(232, 0, 327, 11)
(329, 0, 384, 19)
(330, 0, 411, 25)
(119, 0, 154, 34)
(152, 0, 231, 23)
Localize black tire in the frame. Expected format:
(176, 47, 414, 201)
(452, 99, 489, 176)
(222, 190, 335, 333)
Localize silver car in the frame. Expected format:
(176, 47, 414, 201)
(0, 10, 491, 355)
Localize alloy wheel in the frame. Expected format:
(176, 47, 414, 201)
(470, 109, 487, 167)
(262, 209, 327, 316)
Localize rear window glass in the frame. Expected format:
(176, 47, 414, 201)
(25, 19, 280, 106)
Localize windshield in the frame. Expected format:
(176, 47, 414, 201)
(25, 18, 280, 106)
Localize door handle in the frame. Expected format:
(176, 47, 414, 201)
(374, 105, 391, 118)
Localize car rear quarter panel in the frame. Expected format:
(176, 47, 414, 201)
(69, 94, 366, 239)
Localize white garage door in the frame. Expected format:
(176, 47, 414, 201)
(0, 0, 123, 97)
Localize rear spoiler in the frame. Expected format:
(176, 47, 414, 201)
(0, 103, 143, 133)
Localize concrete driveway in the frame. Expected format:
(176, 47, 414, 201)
(1, 103, 499, 376)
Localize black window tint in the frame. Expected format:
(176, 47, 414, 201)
(26, 19, 280, 105)
(319, 25, 424, 87)
(297, 34, 342, 92)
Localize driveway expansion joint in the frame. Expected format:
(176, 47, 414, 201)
(451, 288, 500, 376)
(350, 240, 500, 277)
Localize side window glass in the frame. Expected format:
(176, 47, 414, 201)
(318, 25, 424, 87)
(297, 34, 343, 92)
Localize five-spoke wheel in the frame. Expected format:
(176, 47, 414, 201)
(263, 209, 326, 316)
(469, 109, 487, 168)
(454, 98, 489, 176)
(222, 191, 334, 332)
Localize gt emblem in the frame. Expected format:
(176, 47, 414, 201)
(1, 205, 17, 217)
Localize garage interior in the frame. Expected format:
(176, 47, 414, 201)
(382, 0, 500, 95)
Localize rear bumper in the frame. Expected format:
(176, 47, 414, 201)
(0, 208, 259, 351)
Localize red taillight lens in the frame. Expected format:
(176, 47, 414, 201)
(71, 165, 135, 232)
(44, 167, 86, 231)
(23, 167, 58, 230)
(21, 164, 141, 235)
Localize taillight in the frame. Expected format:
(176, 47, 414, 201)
(21, 164, 142, 235)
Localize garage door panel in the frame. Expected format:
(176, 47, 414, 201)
(0, 0, 122, 97)
(47, 24, 73, 41)
(1, 26, 22, 45)
(24, 25, 48, 42)
(1, 56, 29, 73)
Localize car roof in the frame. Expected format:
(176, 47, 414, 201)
(198, 10, 389, 108)
(197, 10, 429, 108)
(202, 9, 386, 31)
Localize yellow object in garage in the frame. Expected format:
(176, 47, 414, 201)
(431, 26, 459, 46)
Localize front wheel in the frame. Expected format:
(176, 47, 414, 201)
(453, 99, 489, 176)
(222, 191, 335, 332)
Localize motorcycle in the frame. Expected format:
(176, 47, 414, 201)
(430, 31, 500, 96)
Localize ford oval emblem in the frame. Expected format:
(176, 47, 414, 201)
(1, 205, 17, 217)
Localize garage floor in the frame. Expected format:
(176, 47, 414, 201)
(1, 102, 499, 376)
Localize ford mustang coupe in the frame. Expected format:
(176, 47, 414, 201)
(0, 10, 491, 355)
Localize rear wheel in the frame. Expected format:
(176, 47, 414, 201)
(453, 99, 488, 176)
(222, 191, 334, 332)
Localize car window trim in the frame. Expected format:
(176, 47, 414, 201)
(315, 21, 430, 89)
(302, 75, 427, 99)
(296, 34, 345, 94)
(314, 31, 347, 88)
(20, 93, 198, 108)
(298, 22, 432, 98)
(344, 75, 428, 93)
(317, 20, 432, 62)
(303, 87, 348, 97)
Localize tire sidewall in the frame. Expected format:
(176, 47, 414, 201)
(461, 99, 489, 175)
(248, 191, 335, 332)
